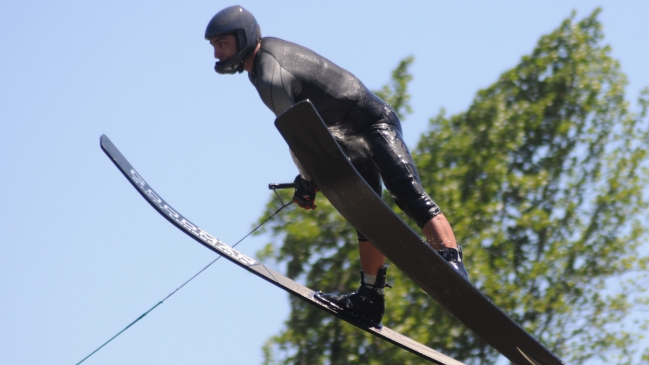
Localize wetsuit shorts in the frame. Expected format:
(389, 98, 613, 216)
(334, 122, 441, 241)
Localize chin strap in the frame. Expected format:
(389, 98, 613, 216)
(214, 58, 244, 74)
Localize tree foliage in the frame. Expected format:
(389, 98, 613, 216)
(257, 9, 649, 365)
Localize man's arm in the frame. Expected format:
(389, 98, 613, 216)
(251, 51, 316, 207)
(252, 52, 311, 180)
(254, 51, 302, 117)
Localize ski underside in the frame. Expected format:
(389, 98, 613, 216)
(100, 134, 464, 365)
(274, 101, 564, 365)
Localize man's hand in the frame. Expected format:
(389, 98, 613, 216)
(293, 174, 318, 210)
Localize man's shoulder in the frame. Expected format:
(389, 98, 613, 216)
(260, 37, 306, 54)
(258, 37, 342, 75)
(261, 36, 289, 45)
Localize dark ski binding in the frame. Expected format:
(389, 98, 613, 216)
(314, 266, 391, 329)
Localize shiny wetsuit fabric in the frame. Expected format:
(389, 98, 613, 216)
(248, 37, 441, 231)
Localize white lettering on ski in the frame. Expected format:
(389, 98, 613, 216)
(127, 168, 257, 266)
(213, 240, 256, 265)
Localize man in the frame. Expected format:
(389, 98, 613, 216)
(206, 5, 468, 328)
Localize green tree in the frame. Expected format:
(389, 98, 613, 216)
(258, 9, 649, 365)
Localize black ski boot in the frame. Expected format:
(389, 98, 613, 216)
(438, 246, 469, 281)
(315, 265, 390, 328)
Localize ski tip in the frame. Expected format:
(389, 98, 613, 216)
(99, 134, 110, 148)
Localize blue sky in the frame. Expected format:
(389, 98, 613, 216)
(1, 1, 648, 364)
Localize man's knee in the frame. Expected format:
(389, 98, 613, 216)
(393, 194, 441, 228)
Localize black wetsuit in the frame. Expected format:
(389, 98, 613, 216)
(248, 37, 440, 232)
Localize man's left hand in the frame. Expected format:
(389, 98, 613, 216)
(293, 175, 318, 210)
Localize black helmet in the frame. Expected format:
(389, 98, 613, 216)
(205, 5, 261, 74)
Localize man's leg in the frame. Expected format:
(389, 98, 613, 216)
(422, 213, 468, 279)
(332, 130, 387, 278)
(367, 124, 469, 280)
(359, 240, 386, 275)
(422, 213, 457, 250)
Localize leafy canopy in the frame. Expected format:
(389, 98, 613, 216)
(256, 9, 649, 365)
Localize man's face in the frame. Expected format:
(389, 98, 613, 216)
(209, 34, 238, 62)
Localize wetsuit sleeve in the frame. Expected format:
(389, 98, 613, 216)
(250, 51, 309, 178)
(254, 51, 302, 116)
